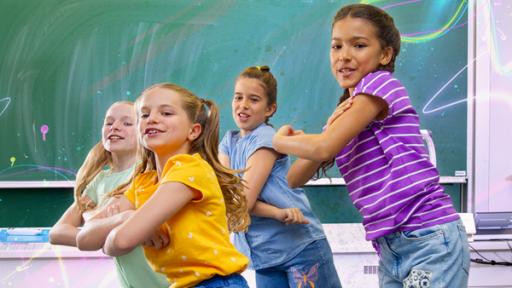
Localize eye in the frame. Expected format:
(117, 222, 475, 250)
(354, 43, 367, 49)
(140, 113, 149, 119)
(104, 122, 113, 126)
(162, 111, 173, 116)
(331, 44, 342, 50)
(124, 122, 133, 126)
(250, 97, 260, 103)
(233, 95, 243, 101)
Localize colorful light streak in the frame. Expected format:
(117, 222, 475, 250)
(361, 0, 468, 43)
(0, 165, 76, 181)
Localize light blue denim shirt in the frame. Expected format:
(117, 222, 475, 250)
(220, 123, 325, 270)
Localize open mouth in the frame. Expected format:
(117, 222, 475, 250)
(107, 134, 124, 140)
(144, 128, 163, 136)
(237, 112, 250, 121)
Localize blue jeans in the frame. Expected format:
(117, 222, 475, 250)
(194, 274, 249, 288)
(375, 219, 470, 287)
(255, 238, 342, 288)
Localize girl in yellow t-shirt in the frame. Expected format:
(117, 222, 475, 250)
(102, 83, 250, 288)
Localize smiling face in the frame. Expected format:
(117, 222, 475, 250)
(330, 17, 393, 92)
(232, 77, 276, 136)
(101, 102, 137, 155)
(137, 87, 200, 159)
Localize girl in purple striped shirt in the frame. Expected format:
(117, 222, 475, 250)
(273, 4, 469, 287)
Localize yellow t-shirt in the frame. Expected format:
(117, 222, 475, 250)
(125, 153, 248, 288)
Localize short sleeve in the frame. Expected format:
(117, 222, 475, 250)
(83, 174, 100, 204)
(352, 70, 411, 118)
(124, 180, 137, 205)
(160, 154, 217, 202)
(244, 125, 275, 159)
(219, 131, 233, 155)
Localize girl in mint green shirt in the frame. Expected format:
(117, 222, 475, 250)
(49, 101, 168, 288)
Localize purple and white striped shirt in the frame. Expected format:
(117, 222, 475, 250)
(336, 71, 459, 241)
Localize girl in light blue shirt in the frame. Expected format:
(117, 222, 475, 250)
(219, 66, 341, 288)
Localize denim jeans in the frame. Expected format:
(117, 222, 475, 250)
(194, 274, 249, 288)
(375, 219, 470, 288)
(255, 238, 342, 288)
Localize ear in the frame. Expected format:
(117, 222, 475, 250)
(188, 123, 202, 141)
(379, 46, 394, 66)
(265, 103, 277, 118)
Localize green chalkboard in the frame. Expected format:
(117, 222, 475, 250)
(0, 184, 463, 227)
(0, 0, 467, 182)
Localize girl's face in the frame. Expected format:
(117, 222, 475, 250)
(330, 17, 393, 92)
(138, 87, 200, 157)
(102, 103, 137, 155)
(232, 77, 276, 136)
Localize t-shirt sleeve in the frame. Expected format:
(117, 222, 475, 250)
(244, 125, 275, 159)
(123, 179, 137, 205)
(83, 174, 100, 204)
(160, 154, 216, 202)
(219, 131, 231, 155)
(352, 70, 412, 118)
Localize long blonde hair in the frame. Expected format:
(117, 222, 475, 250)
(74, 101, 134, 212)
(110, 83, 250, 232)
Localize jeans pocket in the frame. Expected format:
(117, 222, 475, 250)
(400, 225, 444, 241)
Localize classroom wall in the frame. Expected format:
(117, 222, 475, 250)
(0, 0, 469, 225)
(468, 0, 512, 213)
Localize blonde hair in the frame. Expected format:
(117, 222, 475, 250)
(74, 101, 134, 212)
(111, 83, 250, 232)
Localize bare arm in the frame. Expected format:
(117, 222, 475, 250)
(287, 158, 322, 188)
(49, 195, 96, 247)
(273, 94, 387, 162)
(220, 151, 280, 218)
(49, 203, 84, 247)
(76, 196, 134, 251)
(287, 97, 354, 188)
(103, 182, 196, 257)
(220, 151, 308, 224)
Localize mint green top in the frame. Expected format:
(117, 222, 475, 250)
(85, 167, 168, 288)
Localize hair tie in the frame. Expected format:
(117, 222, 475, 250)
(201, 99, 211, 118)
(255, 65, 270, 72)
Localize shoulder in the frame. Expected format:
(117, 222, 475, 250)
(246, 124, 275, 144)
(353, 70, 404, 97)
(162, 154, 211, 177)
(132, 170, 157, 186)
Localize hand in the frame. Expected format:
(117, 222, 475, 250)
(78, 195, 96, 211)
(106, 203, 121, 217)
(276, 125, 304, 137)
(276, 208, 310, 225)
(143, 228, 170, 249)
(326, 97, 353, 127)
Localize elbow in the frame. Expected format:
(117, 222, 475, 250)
(75, 231, 99, 251)
(48, 227, 60, 245)
(310, 142, 335, 162)
(104, 229, 136, 257)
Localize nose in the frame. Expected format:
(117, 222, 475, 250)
(339, 47, 351, 62)
(110, 120, 121, 131)
(241, 98, 250, 109)
(145, 112, 158, 124)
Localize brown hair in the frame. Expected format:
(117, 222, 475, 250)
(237, 65, 277, 125)
(111, 83, 250, 232)
(74, 101, 134, 212)
(318, 4, 401, 177)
